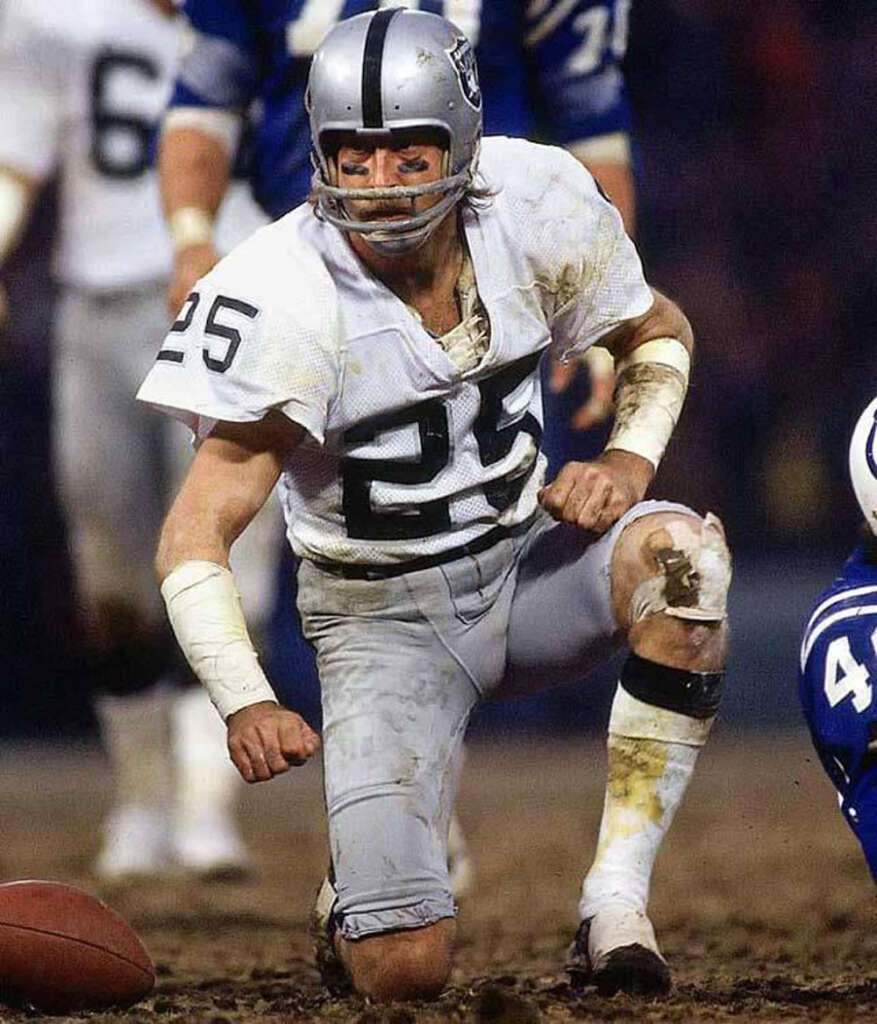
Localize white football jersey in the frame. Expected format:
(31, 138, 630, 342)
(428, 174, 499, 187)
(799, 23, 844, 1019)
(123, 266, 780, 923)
(0, 0, 264, 291)
(138, 137, 653, 565)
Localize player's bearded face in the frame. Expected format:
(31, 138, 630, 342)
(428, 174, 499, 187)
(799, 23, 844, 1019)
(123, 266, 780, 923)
(334, 137, 448, 223)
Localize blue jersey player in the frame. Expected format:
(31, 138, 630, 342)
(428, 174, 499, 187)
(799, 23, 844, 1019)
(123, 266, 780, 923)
(800, 396, 877, 880)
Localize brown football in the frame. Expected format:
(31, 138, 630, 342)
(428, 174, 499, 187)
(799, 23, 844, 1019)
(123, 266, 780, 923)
(0, 880, 155, 1012)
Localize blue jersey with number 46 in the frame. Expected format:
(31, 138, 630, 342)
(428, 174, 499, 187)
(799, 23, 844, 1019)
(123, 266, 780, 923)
(171, 0, 633, 219)
(800, 546, 877, 880)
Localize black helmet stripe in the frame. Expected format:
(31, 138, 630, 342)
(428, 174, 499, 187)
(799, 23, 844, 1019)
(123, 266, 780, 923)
(361, 7, 400, 128)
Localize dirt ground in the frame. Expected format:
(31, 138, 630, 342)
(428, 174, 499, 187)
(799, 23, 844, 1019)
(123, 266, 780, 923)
(1, 731, 875, 1024)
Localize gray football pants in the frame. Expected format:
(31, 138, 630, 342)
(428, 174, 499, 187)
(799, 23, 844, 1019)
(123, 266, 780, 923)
(53, 284, 283, 633)
(297, 498, 693, 939)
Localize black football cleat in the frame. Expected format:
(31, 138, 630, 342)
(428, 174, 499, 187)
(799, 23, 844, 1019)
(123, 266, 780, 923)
(566, 906, 671, 997)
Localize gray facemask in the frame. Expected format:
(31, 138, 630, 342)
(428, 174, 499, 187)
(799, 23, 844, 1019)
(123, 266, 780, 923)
(311, 168, 472, 255)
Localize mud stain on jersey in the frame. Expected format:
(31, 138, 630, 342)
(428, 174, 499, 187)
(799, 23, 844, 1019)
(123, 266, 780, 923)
(532, 262, 585, 322)
(533, 193, 623, 330)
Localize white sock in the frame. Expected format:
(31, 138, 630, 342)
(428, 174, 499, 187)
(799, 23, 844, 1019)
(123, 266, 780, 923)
(579, 684, 712, 921)
(95, 687, 173, 811)
(171, 687, 241, 823)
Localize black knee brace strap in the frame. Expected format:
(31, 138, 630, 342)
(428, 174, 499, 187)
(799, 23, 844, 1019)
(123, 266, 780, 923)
(620, 652, 723, 719)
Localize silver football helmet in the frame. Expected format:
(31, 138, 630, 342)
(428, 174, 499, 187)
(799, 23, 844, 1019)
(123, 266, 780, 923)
(850, 396, 877, 534)
(307, 8, 483, 256)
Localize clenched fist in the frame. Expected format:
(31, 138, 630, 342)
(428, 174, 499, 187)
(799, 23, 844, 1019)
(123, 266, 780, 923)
(538, 449, 653, 534)
(226, 701, 320, 783)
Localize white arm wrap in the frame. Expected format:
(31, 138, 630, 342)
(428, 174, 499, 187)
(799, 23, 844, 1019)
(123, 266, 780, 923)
(604, 337, 690, 470)
(160, 560, 277, 720)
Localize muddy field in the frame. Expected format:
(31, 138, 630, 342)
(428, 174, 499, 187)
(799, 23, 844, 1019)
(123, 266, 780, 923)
(1, 732, 875, 1023)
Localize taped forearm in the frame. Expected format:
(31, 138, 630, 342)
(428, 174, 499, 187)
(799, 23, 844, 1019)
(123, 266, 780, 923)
(160, 560, 278, 720)
(604, 338, 690, 470)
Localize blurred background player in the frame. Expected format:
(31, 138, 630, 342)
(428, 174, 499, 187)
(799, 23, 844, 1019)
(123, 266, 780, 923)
(799, 396, 877, 881)
(0, 0, 278, 880)
(158, 0, 639, 896)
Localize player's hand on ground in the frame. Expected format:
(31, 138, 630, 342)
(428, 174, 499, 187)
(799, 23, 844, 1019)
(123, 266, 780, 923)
(226, 701, 320, 783)
(538, 449, 653, 533)
(167, 243, 219, 319)
(548, 347, 616, 431)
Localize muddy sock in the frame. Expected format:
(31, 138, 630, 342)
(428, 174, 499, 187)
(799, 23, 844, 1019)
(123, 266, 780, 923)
(579, 683, 713, 920)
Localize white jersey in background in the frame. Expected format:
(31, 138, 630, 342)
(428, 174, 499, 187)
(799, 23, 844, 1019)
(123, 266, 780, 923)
(139, 137, 652, 566)
(0, 0, 273, 884)
(0, 0, 263, 293)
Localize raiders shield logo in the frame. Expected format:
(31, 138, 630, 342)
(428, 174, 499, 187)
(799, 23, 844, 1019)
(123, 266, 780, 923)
(447, 36, 481, 111)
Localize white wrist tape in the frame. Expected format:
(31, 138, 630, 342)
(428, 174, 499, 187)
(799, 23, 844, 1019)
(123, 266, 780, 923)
(160, 560, 277, 720)
(0, 171, 31, 264)
(168, 205, 214, 253)
(604, 337, 690, 470)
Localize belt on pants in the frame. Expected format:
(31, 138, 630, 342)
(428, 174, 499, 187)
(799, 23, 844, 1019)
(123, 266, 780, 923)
(308, 518, 534, 581)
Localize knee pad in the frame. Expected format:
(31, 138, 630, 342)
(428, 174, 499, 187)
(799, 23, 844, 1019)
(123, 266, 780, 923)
(628, 512, 731, 626)
(620, 652, 723, 720)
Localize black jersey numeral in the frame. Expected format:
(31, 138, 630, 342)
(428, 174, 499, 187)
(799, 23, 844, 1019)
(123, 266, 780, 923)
(156, 292, 200, 364)
(341, 354, 543, 541)
(342, 398, 451, 541)
(90, 50, 160, 179)
(474, 353, 542, 511)
(156, 293, 258, 373)
(203, 296, 258, 373)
